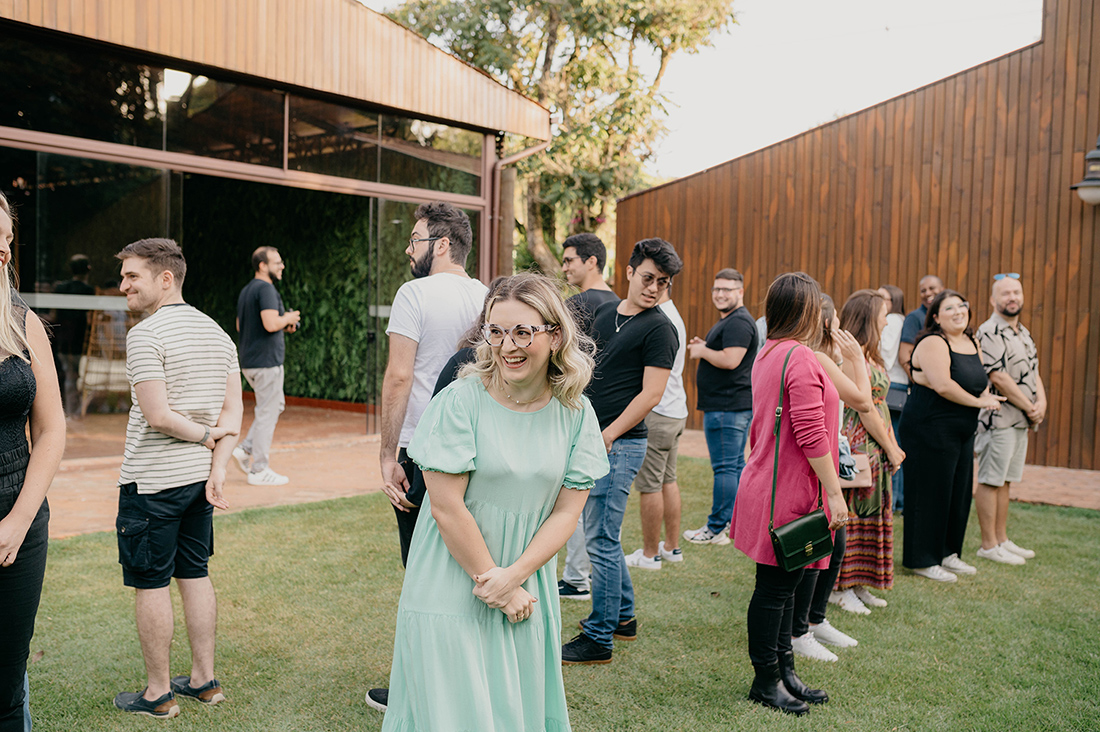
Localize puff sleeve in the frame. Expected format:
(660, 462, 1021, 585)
(561, 397, 611, 491)
(407, 380, 478, 475)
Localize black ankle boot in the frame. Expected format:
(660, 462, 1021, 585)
(748, 663, 810, 716)
(778, 651, 829, 704)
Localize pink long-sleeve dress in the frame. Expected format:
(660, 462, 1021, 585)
(730, 340, 839, 569)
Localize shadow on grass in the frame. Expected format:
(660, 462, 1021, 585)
(27, 457, 1100, 731)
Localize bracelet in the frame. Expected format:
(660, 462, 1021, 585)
(199, 425, 211, 445)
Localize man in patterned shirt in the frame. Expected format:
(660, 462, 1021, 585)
(112, 238, 242, 718)
(974, 274, 1046, 566)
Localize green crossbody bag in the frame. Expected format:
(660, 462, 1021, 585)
(768, 345, 834, 572)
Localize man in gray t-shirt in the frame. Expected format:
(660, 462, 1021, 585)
(233, 247, 301, 486)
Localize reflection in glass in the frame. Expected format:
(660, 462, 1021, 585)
(380, 116, 481, 196)
(163, 71, 284, 167)
(289, 96, 379, 181)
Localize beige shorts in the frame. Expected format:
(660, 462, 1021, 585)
(976, 427, 1029, 486)
(634, 412, 687, 493)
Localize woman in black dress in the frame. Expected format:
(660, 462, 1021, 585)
(0, 191, 66, 731)
(898, 290, 1003, 582)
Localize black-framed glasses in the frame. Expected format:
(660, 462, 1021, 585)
(409, 235, 442, 248)
(993, 272, 1021, 281)
(712, 286, 742, 294)
(561, 255, 583, 266)
(482, 323, 558, 348)
(637, 271, 672, 291)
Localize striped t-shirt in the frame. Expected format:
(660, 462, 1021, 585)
(120, 304, 240, 494)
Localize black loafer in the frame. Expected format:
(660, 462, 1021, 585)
(561, 632, 612, 665)
(170, 676, 226, 705)
(113, 688, 180, 718)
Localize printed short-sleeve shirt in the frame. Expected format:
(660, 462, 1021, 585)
(977, 312, 1039, 431)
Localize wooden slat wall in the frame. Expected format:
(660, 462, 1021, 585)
(0, 0, 550, 140)
(616, 0, 1100, 469)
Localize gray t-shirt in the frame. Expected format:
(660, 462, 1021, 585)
(237, 278, 285, 369)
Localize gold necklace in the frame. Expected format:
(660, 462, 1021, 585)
(503, 384, 549, 406)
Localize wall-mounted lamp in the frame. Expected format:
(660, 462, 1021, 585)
(1070, 134, 1100, 206)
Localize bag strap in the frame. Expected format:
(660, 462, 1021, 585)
(769, 344, 825, 531)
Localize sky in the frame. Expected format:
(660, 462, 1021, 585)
(360, 0, 1044, 181)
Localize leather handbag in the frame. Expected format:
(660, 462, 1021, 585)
(838, 452, 873, 490)
(885, 384, 908, 413)
(768, 346, 834, 572)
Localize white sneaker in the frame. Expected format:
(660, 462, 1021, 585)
(1000, 539, 1035, 559)
(853, 586, 888, 607)
(231, 446, 251, 475)
(624, 548, 661, 570)
(941, 553, 977, 575)
(682, 526, 731, 545)
(810, 619, 858, 647)
(658, 541, 683, 563)
(827, 590, 844, 607)
(791, 632, 838, 662)
(912, 565, 958, 582)
(976, 545, 1025, 565)
(836, 588, 871, 615)
(247, 467, 289, 486)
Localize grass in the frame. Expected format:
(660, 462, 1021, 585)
(27, 456, 1100, 731)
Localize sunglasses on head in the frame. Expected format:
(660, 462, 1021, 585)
(993, 272, 1020, 281)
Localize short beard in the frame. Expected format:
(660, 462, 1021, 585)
(410, 244, 434, 279)
(717, 305, 735, 314)
(999, 303, 1021, 317)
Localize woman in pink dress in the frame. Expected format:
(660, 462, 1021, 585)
(729, 272, 849, 717)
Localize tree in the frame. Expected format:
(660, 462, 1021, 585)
(387, 0, 736, 272)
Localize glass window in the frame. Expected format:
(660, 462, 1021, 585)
(379, 116, 482, 196)
(289, 96, 379, 180)
(0, 31, 163, 149)
(163, 70, 285, 167)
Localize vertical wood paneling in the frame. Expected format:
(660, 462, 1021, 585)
(616, 0, 1099, 469)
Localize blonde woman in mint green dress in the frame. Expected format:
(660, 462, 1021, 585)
(381, 273, 609, 732)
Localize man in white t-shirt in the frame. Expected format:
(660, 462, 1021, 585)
(112, 238, 242, 719)
(379, 202, 489, 564)
(370, 203, 488, 714)
(624, 288, 688, 569)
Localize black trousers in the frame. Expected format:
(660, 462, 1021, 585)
(792, 526, 846, 636)
(747, 563, 806, 668)
(0, 481, 48, 732)
(392, 448, 424, 568)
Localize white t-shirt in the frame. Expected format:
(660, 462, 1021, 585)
(653, 299, 689, 419)
(879, 312, 908, 385)
(386, 273, 489, 447)
(120, 304, 240, 494)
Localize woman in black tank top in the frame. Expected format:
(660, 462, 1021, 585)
(897, 291, 1005, 582)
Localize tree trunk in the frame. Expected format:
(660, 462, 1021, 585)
(525, 176, 560, 273)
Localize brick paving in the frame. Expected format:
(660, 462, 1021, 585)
(45, 407, 1098, 540)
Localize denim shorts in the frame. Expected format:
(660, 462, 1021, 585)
(117, 481, 214, 589)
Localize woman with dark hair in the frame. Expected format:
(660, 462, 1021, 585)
(382, 273, 609, 731)
(790, 294, 871, 663)
(877, 284, 908, 513)
(730, 273, 848, 716)
(899, 290, 1004, 582)
(832, 290, 905, 611)
(0, 191, 66, 731)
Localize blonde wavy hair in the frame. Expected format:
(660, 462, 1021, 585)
(0, 191, 33, 363)
(459, 272, 595, 410)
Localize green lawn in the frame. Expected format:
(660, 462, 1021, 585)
(27, 457, 1100, 731)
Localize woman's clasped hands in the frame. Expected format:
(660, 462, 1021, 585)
(473, 566, 538, 624)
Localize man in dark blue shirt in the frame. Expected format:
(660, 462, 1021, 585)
(899, 274, 943, 380)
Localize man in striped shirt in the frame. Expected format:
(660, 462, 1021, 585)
(112, 238, 243, 719)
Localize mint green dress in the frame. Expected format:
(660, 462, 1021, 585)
(381, 376, 609, 732)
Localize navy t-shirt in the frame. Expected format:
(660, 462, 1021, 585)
(237, 278, 285, 369)
(567, 288, 620, 336)
(900, 304, 928, 345)
(586, 301, 677, 439)
(695, 306, 758, 412)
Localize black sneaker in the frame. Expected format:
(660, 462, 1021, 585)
(365, 687, 388, 713)
(561, 632, 612, 665)
(578, 617, 637, 641)
(170, 676, 225, 705)
(557, 579, 591, 601)
(113, 688, 180, 718)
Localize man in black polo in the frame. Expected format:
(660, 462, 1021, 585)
(561, 238, 681, 665)
(684, 268, 758, 546)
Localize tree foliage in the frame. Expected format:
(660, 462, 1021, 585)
(387, 0, 736, 271)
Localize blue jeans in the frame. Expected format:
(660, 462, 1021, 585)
(703, 410, 752, 534)
(888, 383, 906, 512)
(582, 437, 647, 649)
